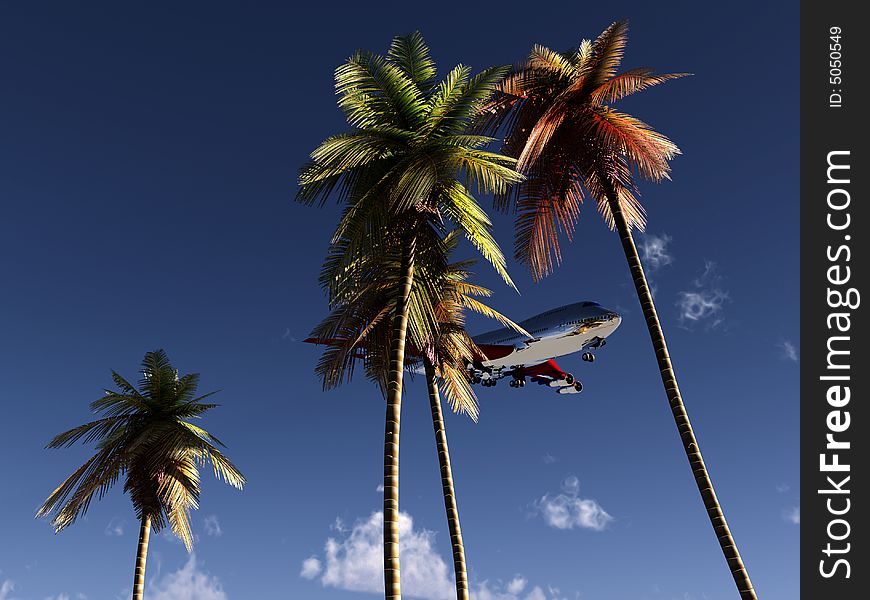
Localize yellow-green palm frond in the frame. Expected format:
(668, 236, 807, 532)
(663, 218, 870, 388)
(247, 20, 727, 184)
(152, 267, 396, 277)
(528, 45, 576, 81)
(38, 351, 244, 551)
(387, 31, 437, 88)
(438, 360, 479, 421)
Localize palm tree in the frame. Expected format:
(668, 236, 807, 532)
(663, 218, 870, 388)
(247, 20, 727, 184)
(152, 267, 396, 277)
(482, 22, 757, 599)
(297, 32, 522, 599)
(37, 350, 245, 600)
(311, 231, 525, 600)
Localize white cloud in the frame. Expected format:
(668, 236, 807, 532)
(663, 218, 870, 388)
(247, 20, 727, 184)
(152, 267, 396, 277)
(677, 262, 728, 328)
(203, 515, 222, 537)
(104, 518, 124, 537)
(315, 511, 453, 600)
(783, 506, 800, 525)
(376, 484, 385, 493)
(542, 454, 556, 465)
(506, 577, 527, 595)
(44, 595, 70, 600)
(146, 554, 227, 600)
(639, 234, 673, 271)
(1, 580, 17, 600)
(302, 511, 570, 600)
(300, 557, 322, 580)
(534, 476, 613, 532)
(775, 483, 791, 493)
(475, 580, 549, 600)
(779, 341, 799, 362)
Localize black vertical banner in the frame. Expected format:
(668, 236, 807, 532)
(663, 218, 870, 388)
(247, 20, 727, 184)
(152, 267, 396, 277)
(801, 1, 868, 597)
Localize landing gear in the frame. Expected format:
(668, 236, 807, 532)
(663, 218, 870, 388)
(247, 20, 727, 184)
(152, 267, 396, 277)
(564, 373, 575, 385)
(483, 378, 497, 387)
(509, 377, 526, 388)
(582, 352, 595, 362)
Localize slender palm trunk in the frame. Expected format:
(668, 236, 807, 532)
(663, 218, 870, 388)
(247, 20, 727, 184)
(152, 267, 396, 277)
(131, 515, 151, 600)
(608, 196, 757, 600)
(384, 237, 416, 600)
(423, 359, 469, 600)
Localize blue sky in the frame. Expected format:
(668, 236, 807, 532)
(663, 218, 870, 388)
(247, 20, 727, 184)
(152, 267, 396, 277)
(0, 2, 798, 599)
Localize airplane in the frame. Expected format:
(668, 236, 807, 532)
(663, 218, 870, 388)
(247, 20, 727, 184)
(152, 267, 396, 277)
(465, 300, 621, 394)
(305, 300, 622, 396)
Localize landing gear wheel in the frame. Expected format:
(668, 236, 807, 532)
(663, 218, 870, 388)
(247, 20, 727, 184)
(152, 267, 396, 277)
(564, 373, 575, 385)
(574, 381, 583, 393)
(582, 352, 595, 362)
(509, 380, 517, 388)
(519, 379, 526, 387)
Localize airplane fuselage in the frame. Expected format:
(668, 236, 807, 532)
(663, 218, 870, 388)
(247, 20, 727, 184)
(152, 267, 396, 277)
(474, 301, 622, 370)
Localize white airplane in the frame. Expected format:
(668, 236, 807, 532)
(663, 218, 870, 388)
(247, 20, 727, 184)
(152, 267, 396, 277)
(467, 300, 621, 394)
(306, 300, 621, 395)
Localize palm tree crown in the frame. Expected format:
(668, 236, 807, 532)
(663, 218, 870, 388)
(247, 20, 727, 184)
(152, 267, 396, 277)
(481, 21, 687, 279)
(37, 349, 245, 551)
(297, 30, 523, 292)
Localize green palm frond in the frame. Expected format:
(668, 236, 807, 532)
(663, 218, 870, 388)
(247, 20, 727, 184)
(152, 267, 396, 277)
(388, 31, 437, 87)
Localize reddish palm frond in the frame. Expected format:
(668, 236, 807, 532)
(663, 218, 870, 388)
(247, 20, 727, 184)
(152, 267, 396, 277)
(585, 21, 630, 88)
(514, 158, 583, 279)
(584, 108, 679, 181)
(589, 69, 691, 105)
(515, 103, 567, 171)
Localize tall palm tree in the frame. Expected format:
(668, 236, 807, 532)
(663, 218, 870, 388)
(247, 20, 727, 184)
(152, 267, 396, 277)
(482, 22, 757, 600)
(297, 32, 522, 600)
(37, 350, 245, 600)
(311, 231, 525, 600)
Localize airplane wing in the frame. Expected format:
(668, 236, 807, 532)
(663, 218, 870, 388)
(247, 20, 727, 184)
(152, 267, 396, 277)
(517, 359, 584, 394)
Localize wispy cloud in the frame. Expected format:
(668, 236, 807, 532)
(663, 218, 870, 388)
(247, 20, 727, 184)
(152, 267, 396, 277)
(0, 580, 17, 600)
(775, 483, 791, 493)
(639, 233, 673, 271)
(542, 454, 557, 465)
(783, 506, 800, 525)
(104, 518, 124, 537)
(677, 262, 728, 329)
(638, 233, 674, 296)
(146, 554, 226, 600)
(301, 511, 572, 600)
(534, 476, 613, 532)
(203, 515, 222, 538)
(778, 341, 799, 362)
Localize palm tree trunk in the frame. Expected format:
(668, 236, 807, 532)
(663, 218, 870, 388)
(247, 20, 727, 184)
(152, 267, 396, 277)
(608, 196, 757, 600)
(131, 515, 151, 600)
(424, 359, 469, 600)
(384, 237, 416, 600)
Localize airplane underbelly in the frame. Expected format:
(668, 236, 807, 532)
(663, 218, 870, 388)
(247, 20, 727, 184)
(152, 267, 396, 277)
(480, 320, 619, 370)
(482, 336, 584, 369)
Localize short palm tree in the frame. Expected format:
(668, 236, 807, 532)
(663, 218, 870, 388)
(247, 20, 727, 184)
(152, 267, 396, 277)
(298, 32, 522, 599)
(482, 22, 756, 599)
(37, 350, 245, 600)
(312, 231, 525, 600)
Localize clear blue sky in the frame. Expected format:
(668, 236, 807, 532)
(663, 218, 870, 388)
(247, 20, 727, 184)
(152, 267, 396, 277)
(0, 2, 798, 599)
